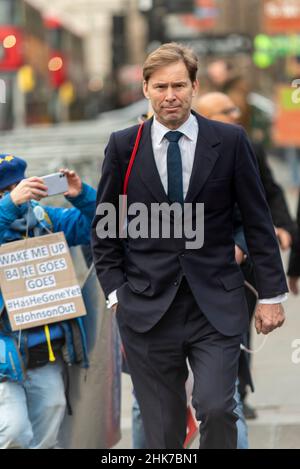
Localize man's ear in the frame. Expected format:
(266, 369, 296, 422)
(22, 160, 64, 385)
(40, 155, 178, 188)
(143, 80, 149, 99)
(192, 79, 199, 98)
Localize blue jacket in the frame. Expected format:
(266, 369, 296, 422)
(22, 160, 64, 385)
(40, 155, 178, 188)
(0, 183, 96, 382)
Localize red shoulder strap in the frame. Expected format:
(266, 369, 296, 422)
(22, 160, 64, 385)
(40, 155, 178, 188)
(122, 122, 144, 195)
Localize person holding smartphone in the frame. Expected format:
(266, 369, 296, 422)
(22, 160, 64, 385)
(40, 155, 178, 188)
(0, 154, 96, 449)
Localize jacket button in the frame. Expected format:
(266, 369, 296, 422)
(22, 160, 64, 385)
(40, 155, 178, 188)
(174, 281, 179, 286)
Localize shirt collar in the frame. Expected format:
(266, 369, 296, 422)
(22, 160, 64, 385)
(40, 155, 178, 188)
(153, 113, 198, 144)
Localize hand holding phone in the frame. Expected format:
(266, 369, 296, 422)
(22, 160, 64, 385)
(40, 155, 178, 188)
(42, 172, 69, 196)
(10, 177, 48, 205)
(59, 168, 83, 198)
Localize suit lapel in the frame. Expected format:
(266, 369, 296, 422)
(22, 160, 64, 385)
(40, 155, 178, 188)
(185, 113, 221, 203)
(135, 113, 221, 204)
(136, 117, 170, 204)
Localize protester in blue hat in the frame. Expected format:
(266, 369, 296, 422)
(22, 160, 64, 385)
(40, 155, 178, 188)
(0, 154, 27, 190)
(0, 154, 96, 449)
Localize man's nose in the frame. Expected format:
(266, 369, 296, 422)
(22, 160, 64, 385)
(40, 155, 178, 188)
(165, 86, 176, 101)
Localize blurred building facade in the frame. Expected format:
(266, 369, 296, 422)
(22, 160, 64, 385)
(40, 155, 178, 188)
(29, 0, 265, 109)
(32, 0, 148, 107)
(1, 0, 299, 128)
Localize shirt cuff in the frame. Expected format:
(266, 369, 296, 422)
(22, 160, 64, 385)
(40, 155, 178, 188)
(106, 289, 118, 308)
(258, 293, 288, 304)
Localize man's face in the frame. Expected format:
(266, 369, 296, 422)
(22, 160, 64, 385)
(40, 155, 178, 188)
(207, 60, 229, 86)
(209, 96, 241, 125)
(143, 61, 198, 129)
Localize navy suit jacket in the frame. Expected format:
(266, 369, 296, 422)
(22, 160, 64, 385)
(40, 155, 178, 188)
(91, 112, 288, 336)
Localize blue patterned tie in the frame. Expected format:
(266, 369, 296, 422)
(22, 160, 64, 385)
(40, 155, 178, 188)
(165, 131, 184, 205)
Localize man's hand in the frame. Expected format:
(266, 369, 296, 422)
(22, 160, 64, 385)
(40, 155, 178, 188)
(10, 177, 48, 205)
(255, 303, 285, 335)
(235, 245, 247, 265)
(60, 168, 82, 198)
(275, 227, 292, 251)
(288, 276, 299, 295)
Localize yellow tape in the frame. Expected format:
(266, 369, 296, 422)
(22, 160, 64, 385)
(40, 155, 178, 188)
(44, 325, 56, 362)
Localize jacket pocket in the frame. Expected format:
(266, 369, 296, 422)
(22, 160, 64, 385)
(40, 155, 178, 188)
(127, 275, 150, 293)
(218, 270, 245, 291)
(125, 262, 150, 293)
(207, 177, 231, 184)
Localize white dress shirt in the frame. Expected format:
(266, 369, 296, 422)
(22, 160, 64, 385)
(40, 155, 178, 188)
(151, 113, 198, 199)
(107, 113, 287, 307)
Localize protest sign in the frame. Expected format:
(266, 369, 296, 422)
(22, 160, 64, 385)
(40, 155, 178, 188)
(0, 232, 86, 330)
(273, 84, 300, 147)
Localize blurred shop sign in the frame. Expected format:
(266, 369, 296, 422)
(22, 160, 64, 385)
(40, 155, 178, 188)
(165, 15, 199, 38)
(273, 84, 300, 147)
(253, 34, 300, 68)
(181, 0, 218, 31)
(263, 0, 300, 33)
(166, 0, 218, 36)
(176, 35, 252, 56)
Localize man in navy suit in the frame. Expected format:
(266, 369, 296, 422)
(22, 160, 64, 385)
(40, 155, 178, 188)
(92, 43, 287, 449)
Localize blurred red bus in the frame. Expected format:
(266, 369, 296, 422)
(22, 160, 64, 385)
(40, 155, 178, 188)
(0, 0, 50, 128)
(0, 1, 87, 129)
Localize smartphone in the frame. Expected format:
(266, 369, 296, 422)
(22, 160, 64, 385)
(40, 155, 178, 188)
(42, 172, 69, 196)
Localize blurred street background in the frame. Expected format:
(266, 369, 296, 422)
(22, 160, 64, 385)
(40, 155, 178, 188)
(1, 0, 300, 449)
(1, 0, 300, 188)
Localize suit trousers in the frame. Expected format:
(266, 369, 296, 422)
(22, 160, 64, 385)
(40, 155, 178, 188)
(117, 277, 241, 449)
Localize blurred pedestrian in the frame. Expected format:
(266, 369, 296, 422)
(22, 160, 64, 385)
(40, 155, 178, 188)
(194, 92, 295, 250)
(202, 59, 251, 130)
(287, 195, 300, 295)
(195, 91, 294, 422)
